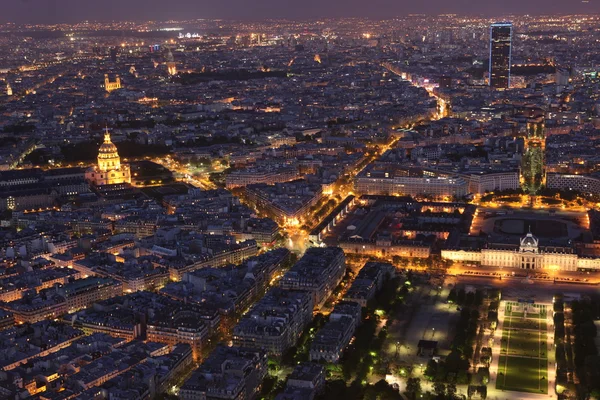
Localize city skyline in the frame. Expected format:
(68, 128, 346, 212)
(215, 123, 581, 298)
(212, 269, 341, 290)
(0, 7, 599, 400)
(2, 0, 600, 24)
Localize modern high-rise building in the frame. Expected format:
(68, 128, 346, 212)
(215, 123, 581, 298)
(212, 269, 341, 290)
(109, 46, 118, 63)
(489, 22, 513, 89)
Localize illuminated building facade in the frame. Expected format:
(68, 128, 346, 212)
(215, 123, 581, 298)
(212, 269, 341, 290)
(489, 23, 513, 89)
(546, 173, 600, 196)
(522, 122, 545, 194)
(355, 165, 469, 199)
(104, 74, 121, 92)
(442, 232, 600, 272)
(85, 129, 131, 186)
(6, 82, 12, 96)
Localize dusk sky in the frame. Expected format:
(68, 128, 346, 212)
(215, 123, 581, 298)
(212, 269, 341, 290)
(3, 0, 600, 24)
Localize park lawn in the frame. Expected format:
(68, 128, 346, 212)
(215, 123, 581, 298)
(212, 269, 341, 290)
(497, 303, 550, 395)
(503, 329, 547, 358)
(500, 319, 547, 358)
(496, 355, 548, 395)
(507, 317, 547, 332)
(508, 311, 525, 318)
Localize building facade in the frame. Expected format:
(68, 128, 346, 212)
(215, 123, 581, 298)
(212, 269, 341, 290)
(179, 346, 267, 400)
(442, 232, 600, 271)
(104, 74, 121, 92)
(279, 247, 346, 309)
(355, 165, 469, 199)
(232, 289, 313, 356)
(468, 171, 520, 195)
(546, 173, 600, 196)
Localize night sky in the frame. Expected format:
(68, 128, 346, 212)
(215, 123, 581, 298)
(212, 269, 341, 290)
(3, 0, 600, 24)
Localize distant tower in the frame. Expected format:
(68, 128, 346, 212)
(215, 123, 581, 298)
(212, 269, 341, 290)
(6, 82, 12, 96)
(489, 22, 513, 90)
(104, 74, 121, 92)
(555, 67, 570, 94)
(109, 47, 118, 63)
(166, 48, 177, 76)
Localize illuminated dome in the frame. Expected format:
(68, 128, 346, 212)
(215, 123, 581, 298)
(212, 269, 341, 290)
(520, 232, 539, 251)
(85, 128, 131, 186)
(97, 130, 121, 172)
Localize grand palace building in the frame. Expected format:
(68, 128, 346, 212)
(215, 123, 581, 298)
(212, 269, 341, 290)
(442, 231, 600, 272)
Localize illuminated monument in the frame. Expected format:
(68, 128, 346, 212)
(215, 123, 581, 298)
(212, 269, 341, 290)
(489, 23, 512, 89)
(85, 129, 131, 186)
(104, 74, 121, 92)
(6, 82, 12, 96)
(522, 122, 545, 194)
(166, 48, 177, 76)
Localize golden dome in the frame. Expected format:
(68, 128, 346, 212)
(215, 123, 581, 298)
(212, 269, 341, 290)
(97, 129, 121, 171)
(86, 127, 131, 186)
(99, 140, 118, 155)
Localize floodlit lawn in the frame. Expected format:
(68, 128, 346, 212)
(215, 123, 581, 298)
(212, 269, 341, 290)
(507, 317, 547, 332)
(496, 356, 548, 394)
(496, 302, 549, 395)
(509, 311, 524, 318)
(500, 328, 547, 358)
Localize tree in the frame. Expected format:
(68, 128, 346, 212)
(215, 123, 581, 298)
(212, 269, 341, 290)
(457, 288, 466, 304)
(267, 357, 280, 374)
(259, 376, 278, 398)
(464, 291, 475, 307)
(446, 383, 457, 399)
(433, 381, 446, 398)
(474, 290, 484, 307)
(320, 379, 348, 399)
(425, 359, 438, 379)
(447, 288, 457, 303)
(406, 377, 421, 400)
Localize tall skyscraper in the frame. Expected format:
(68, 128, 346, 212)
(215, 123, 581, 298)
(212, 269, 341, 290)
(489, 22, 513, 90)
(109, 47, 118, 63)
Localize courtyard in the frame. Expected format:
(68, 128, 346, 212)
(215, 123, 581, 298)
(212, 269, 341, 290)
(471, 208, 587, 247)
(494, 218, 568, 238)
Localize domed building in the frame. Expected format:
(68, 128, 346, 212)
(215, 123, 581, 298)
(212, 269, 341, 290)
(85, 129, 131, 186)
(442, 229, 591, 272)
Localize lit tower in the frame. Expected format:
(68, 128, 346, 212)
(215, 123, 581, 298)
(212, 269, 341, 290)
(166, 48, 177, 76)
(6, 82, 12, 96)
(489, 22, 513, 90)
